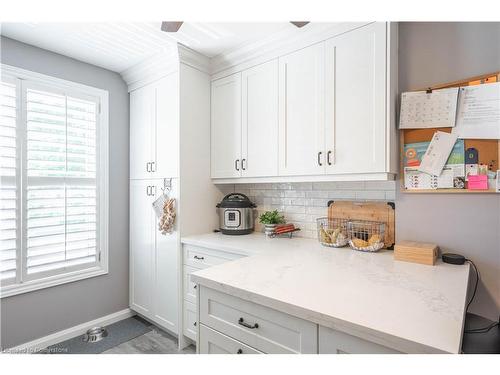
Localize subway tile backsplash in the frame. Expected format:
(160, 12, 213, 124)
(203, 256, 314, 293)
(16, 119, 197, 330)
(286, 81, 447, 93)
(217, 181, 396, 239)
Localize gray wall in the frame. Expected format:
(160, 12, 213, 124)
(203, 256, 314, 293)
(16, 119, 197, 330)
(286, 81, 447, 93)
(397, 23, 500, 320)
(0, 36, 130, 348)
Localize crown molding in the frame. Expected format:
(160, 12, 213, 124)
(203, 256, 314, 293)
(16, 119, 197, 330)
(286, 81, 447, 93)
(178, 44, 210, 74)
(209, 22, 372, 80)
(121, 48, 179, 92)
(120, 23, 376, 89)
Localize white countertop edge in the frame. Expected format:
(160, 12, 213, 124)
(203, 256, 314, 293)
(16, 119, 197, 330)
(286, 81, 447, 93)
(181, 236, 258, 257)
(184, 233, 468, 354)
(191, 273, 456, 354)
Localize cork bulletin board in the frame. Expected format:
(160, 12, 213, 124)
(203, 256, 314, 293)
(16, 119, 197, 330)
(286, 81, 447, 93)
(400, 72, 500, 194)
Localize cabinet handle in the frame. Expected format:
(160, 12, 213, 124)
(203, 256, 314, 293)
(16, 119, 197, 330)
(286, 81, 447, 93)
(152, 185, 156, 196)
(235, 159, 240, 171)
(194, 322, 197, 327)
(236, 349, 243, 354)
(193, 255, 204, 260)
(317, 151, 323, 166)
(193, 285, 197, 289)
(327, 150, 332, 166)
(151, 161, 156, 172)
(146, 186, 150, 196)
(241, 159, 246, 171)
(146, 162, 151, 172)
(238, 317, 259, 329)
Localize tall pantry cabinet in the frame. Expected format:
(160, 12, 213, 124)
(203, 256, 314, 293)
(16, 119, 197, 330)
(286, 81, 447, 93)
(126, 47, 221, 337)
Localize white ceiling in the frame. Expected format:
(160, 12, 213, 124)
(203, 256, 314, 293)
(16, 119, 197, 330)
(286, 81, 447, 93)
(0, 22, 296, 73)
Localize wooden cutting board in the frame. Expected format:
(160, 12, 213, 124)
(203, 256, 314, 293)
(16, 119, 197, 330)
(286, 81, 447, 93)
(328, 201, 395, 249)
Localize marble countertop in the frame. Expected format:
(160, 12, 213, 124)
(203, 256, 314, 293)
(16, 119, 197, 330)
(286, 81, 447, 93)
(182, 233, 470, 353)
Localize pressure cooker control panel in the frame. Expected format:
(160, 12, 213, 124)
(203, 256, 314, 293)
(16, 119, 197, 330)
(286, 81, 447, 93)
(224, 209, 241, 228)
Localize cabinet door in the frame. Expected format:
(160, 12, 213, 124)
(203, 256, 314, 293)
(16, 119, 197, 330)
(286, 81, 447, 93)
(211, 73, 242, 178)
(319, 326, 400, 354)
(152, 178, 179, 333)
(130, 85, 154, 179)
(279, 43, 325, 176)
(129, 179, 155, 316)
(325, 23, 387, 174)
(241, 60, 279, 177)
(199, 324, 263, 354)
(153, 74, 179, 178)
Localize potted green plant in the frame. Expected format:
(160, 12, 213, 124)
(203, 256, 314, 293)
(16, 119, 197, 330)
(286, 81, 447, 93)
(259, 210, 286, 236)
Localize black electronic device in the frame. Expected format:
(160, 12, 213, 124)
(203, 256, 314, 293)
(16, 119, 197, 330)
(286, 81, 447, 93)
(442, 253, 466, 265)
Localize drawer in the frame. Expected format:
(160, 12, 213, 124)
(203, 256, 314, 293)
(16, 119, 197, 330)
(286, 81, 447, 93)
(200, 286, 317, 354)
(319, 326, 401, 354)
(183, 265, 200, 304)
(183, 244, 243, 269)
(199, 324, 263, 354)
(183, 301, 197, 341)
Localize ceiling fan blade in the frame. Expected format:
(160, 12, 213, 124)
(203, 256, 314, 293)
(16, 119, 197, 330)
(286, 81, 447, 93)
(161, 22, 184, 32)
(290, 21, 310, 28)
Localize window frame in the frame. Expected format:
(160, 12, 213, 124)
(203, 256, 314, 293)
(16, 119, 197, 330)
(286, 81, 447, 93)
(0, 64, 109, 298)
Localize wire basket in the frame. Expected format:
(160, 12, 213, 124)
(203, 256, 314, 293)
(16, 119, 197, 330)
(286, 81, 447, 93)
(347, 220, 386, 252)
(316, 217, 349, 247)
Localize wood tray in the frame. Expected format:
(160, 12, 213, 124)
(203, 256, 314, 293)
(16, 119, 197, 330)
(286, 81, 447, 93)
(328, 201, 395, 249)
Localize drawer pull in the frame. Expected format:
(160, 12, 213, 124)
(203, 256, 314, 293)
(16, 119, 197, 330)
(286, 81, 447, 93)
(194, 322, 197, 327)
(194, 285, 197, 289)
(236, 349, 243, 354)
(238, 317, 259, 329)
(194, 255, 205, 260)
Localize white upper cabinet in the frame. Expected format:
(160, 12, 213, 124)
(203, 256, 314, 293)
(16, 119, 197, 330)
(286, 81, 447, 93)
(211, 73, 242, 178)
(278, 43, 325, 176)
(154, 74, 179, 178)
(130, 73, 179, 180)
(325, 22, 387, 174)
(241, 60, 279, 178)
(130, 85, 154, 180)
(209, 23, 396, 182)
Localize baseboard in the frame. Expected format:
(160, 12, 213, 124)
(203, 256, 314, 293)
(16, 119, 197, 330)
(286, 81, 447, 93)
(4, 308, 135, 353)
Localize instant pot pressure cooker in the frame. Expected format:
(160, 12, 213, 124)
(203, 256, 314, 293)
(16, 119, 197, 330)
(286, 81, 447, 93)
(216, 193, 256, 235)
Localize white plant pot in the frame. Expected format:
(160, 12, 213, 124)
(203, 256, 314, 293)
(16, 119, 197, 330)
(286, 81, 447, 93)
(264, 224, 277, 236)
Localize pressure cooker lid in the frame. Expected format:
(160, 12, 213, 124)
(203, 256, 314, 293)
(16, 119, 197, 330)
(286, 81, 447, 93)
(216, 193, 256, 208)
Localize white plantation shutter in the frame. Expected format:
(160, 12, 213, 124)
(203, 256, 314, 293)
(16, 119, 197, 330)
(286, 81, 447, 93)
(25, 85, 99, 278)
(0, 67, 108, 297)
(0, 80, 19, 283)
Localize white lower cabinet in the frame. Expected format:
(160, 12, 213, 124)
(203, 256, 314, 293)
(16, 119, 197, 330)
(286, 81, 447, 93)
(129, 180, 154, 317)
(199, 286, 317, 354)
(199, 324, 263, 354)
(184, 244, 242, 268)
(184, 301, 198, 341)
(197, 285, 404, 354)
(183, 265, 200, 305)
(181, 244, 245, 345)
(130, 178, 178, 334)
(319, 326, 401, 354)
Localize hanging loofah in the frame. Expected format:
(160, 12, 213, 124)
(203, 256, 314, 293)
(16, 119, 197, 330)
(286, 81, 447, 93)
(158, 197, 176, 235)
